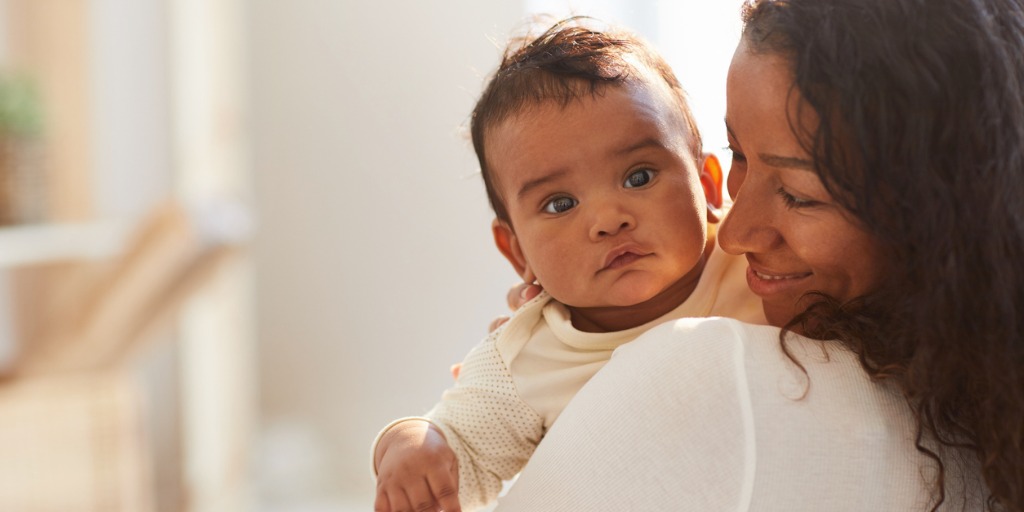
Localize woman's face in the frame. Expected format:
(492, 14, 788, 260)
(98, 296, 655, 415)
(718, 40, 887, 329)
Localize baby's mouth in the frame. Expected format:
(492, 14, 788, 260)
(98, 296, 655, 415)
(600, 245, 651, 272)
(604, 251, 643, 270)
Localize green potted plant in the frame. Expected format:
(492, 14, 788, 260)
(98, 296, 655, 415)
(0, 72, 45, 226)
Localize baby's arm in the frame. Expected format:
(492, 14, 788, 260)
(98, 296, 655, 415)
(374, 419, 460, 512)
(374, 331, 545, 511)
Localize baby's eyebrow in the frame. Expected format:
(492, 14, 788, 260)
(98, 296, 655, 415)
(611, 137, 666, 157)
(514, 138, 669, 200)
(517, 169, 568, 200)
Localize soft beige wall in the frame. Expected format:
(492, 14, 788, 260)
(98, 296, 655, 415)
(248, 1, 525, 504)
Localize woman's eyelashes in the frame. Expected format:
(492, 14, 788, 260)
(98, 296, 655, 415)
(776, 187, 818, 209)
(726, 145, 747, 163)
(624, 168, 655, 188)
(542, 196, 578, 214)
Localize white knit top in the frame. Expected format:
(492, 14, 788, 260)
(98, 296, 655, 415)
(373, 244, 765, 511)
(495, 317, 988, 511)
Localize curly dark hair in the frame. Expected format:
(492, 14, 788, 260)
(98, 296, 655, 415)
(470, 16, 702, 223)
(741, 0, 1024, 510)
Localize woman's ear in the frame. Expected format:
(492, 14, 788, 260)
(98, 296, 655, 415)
(492, 219, 536, 283)
(699, 153, 725, 223)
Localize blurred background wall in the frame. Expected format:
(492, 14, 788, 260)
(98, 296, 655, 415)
(248, 1, 525, 508)
(0, 1, 740, 511)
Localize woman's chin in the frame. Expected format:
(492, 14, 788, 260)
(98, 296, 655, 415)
(762, 302, 798, 330)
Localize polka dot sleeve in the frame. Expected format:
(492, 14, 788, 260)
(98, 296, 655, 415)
(425, 330, 545, 511)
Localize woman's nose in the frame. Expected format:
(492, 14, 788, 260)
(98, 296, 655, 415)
(718, 181, 780, 255)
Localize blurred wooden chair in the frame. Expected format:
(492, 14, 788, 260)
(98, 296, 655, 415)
(0, 199, 249, 511)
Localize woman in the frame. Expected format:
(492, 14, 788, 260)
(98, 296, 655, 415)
(494, 0, 1024, 510)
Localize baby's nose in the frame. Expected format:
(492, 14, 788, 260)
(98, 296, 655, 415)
(590, 213, 636, 240)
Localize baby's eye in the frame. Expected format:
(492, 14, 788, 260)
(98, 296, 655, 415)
(624, 168, 655, 188)
(543, 196, 578, 214)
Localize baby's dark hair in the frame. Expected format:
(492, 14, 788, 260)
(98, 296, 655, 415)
(470, 17, 701, 223)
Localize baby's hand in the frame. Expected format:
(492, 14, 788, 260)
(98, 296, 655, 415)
(507, 282, 543, 311)
(486, 283, 544, 333)
(374, 420, 461, 512)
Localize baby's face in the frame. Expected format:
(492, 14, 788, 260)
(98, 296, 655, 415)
(488, 82, 711, 308)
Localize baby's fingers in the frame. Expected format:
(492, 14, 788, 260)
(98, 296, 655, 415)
(506, 282, 542, 311)
(376, 478, 424, 512)
(378, 487, 426, 512)
(406, 479, 443, 512)
(488, 315, 510, 333)
(427, 469, 460, 512)
(374, 491, 391, 512)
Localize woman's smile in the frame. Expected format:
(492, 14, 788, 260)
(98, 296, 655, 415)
(718, 39, 886, 328)
(744, 263, 812, 299)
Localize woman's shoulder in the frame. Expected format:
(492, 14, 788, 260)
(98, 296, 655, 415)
(626, 315, 784, 343)
(599, 318, 945, 509)
(617, 316, 858, 373)
(613, 316, 892, 423)
(612, 316, 787, 367)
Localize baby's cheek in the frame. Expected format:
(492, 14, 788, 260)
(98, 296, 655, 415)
(528, 245, 587, 301)
(532, 270, 573, 303)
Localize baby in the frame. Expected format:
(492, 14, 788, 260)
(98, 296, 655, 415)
(372, 18, 763, 512)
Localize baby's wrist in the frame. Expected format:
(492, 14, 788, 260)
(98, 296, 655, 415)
(373, 417, 434, 472)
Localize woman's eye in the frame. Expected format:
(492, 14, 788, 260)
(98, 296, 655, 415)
(726, 145, 747, 163)
(543, 196, 578, 214)
(624, 168, 655, 188)
(776, 187, 817, 209)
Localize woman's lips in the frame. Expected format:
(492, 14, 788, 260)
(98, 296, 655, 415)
(745, 265, 812, 297)
(752, 268, 809, 280)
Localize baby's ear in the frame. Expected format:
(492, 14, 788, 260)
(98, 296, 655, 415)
(492, 219, 536, 283)
(699, 153, 724, 223)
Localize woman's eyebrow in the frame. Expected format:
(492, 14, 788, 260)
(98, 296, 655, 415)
(759, 154, 815, 171)
(724, 119, 814, 170)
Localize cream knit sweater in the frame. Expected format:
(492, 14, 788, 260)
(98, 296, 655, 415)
(495, 318, 987, 511)
(374, 244, 765, 511)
